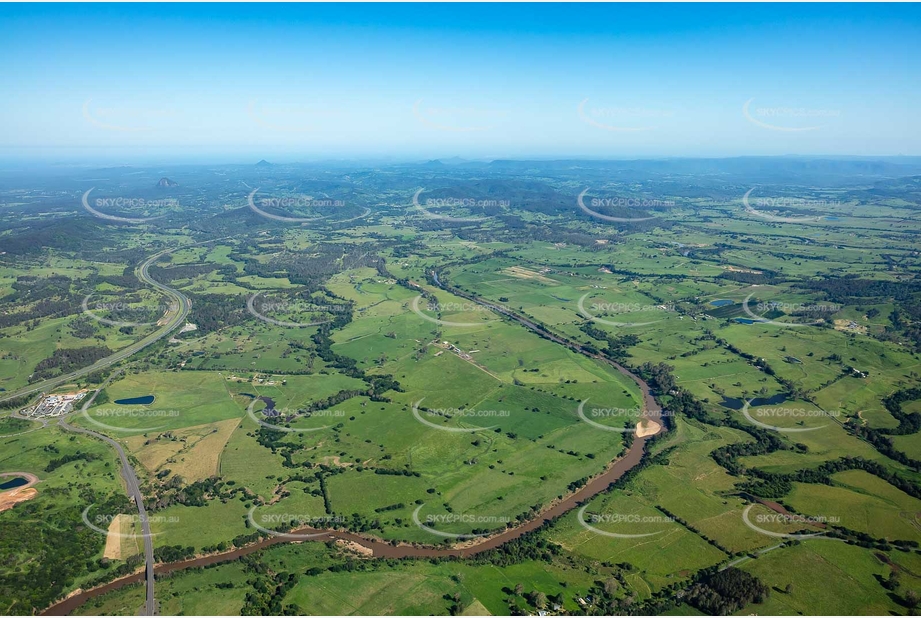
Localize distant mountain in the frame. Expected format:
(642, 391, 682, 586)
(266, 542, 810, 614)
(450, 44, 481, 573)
(157, 177, 178, 187)
(481, 157, 921, 185)
(256, 159, 273, 167)
(429, 157, 470, 166)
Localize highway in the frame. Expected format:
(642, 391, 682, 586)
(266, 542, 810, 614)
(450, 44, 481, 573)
(60, 374, 157, 615)
(430, 271, 662, 419)
(0, 245, 194, 405)
(42, 264, 671, 616)
(2, 242, 215, 614)
(2, 238, 229, 614)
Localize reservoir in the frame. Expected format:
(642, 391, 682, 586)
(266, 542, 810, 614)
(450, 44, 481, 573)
(719, 393, 788, 410)
(710, 299, 734, 307)
(243, 393, 277, 416)
(255, 396, 278, 417)
(114, 395, 155, 405)
(0, 476, 28, 490)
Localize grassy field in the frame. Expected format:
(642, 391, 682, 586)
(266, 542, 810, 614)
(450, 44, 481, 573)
(4, 170, 921, 616)
(0, 423, 133, 610)
(73, 540, 602, 616)
(738, 541, 918, 615)
(79, 370, 241, 435)
(784, 470, 921, 541)
(123, 417, 241, 483)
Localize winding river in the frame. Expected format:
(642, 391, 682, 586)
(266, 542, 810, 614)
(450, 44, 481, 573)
(43, 269, 666, 615)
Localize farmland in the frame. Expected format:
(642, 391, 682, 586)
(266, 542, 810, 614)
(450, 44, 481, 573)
(2, 157, 921, 615)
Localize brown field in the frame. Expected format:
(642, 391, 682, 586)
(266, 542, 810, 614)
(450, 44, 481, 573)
(102, 514, 129, 560)
(123, 418, 241, 482)
(722, 265, 762, 274)
(833, 318, 868, 334)
(0, 472, 39, 512)
(500, 266, 557, 284)
(0, 486, 37, 512)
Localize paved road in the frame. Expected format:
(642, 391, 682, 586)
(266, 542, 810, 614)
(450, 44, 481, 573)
(0, 246, 193, 405)
(42, 264, 671, 616)
(430, 271, 662, 419)
(721, 542, 785, 571)
(3, 238, 225, 614)
(60, 375, 157, 616)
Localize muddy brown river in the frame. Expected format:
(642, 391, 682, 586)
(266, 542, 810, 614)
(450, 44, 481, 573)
(43, 286, 665, 616)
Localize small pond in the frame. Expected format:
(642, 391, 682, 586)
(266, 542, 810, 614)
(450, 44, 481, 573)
(0, 477, 28, 490)
(719, 393, 789, 410)
(114, 395, 155, 405)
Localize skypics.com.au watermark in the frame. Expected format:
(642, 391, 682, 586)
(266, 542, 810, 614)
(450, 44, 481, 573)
(247, 188, 369, 224)
(577, 98, 674, 132)
(586, 406, 643, 419)
(752, 197, 841, 210)
(589, 196, 675, 209)
(426, 301, 507, 314)
(255, 406, 348, 420)
(81, 506, 169, 540)
(95, 197, 178, 209)
(742, 400, 842, 434)
(577, 188, 672, 223)
(424, 513, 511, 525)
(411, 189, 496, 223)
(246, 507, 343, 540)
(576, 400, 669, 434)
(82, 294, 177, 327)
(81, 189, 171, 223)
(246, 400, 345, 434)
(741, 188, 833, 223)
(247, 293, 351, 328)
(93, 512, 179, 526)
(754, 106, 841, 119)
(753, 513, 840, 526)
(587, 513, 676, 525)
(82, 407, 180, 433)
(412, 399, 508, 433)
(410, 295, 503, 327)
(590, 301, 675, 313)
(755, 301, 841, 313)
(422, 407, 511, 420)
(577, 505, 673, 538)
(741, 290, 837, 327)
(256, 512, 347, 526)
(425, 197, 509, 209)
(742, 98, 842, 132)
(749, 407, 841, 420)
(577, 294, 673, 328)
(93, 408, 180, 419)
(257, 301, 350, 314)
(741, 504, 842, 541)
(259, 196, 345, 209)
(413, 504, 511, 539)
(90, 301, 173, 312)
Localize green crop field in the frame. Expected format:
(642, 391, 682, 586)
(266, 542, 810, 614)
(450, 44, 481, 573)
(4, 147, 921, 617)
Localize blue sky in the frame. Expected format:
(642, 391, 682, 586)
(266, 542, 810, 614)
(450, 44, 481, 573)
(1, 3, 919, 163)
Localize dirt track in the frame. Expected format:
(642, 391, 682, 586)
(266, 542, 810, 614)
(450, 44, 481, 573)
(43, 274, 670, 615)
